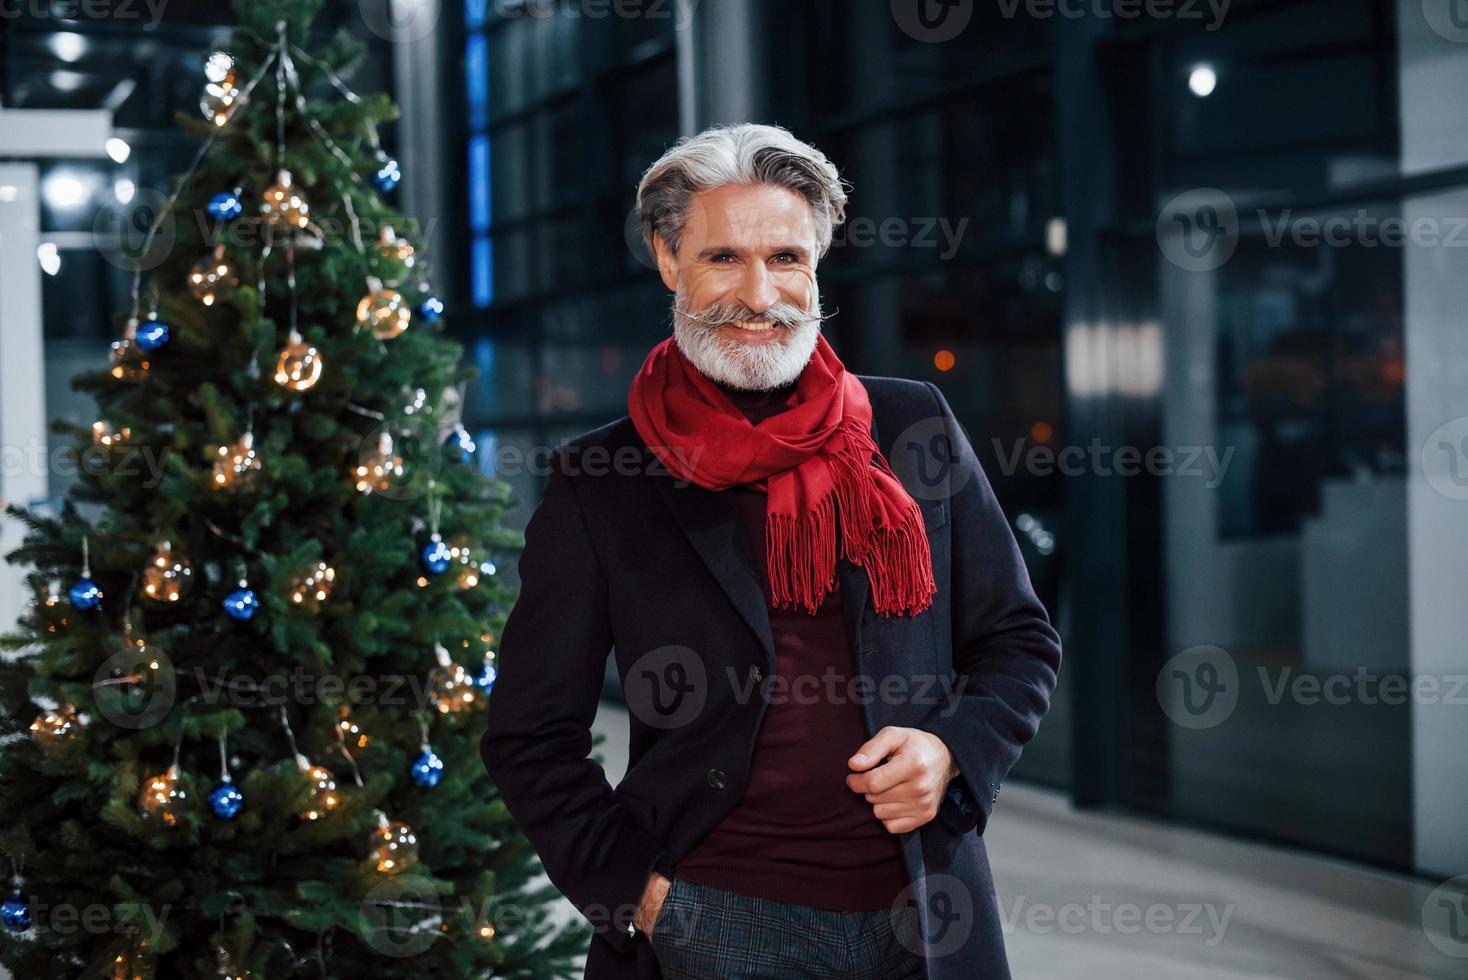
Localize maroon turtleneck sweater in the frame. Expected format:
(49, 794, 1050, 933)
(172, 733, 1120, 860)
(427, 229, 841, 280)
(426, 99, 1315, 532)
(669, 377, 910, 911)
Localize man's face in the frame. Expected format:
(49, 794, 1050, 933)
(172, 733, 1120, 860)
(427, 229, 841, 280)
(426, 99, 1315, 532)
(652, 183, 825, 391)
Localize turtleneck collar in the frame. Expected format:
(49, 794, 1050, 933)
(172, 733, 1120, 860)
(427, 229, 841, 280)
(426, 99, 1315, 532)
(709, 376, 799, 424)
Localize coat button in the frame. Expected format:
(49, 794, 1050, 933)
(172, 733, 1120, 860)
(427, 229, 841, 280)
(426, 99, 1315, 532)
(706, 768, 728, 789)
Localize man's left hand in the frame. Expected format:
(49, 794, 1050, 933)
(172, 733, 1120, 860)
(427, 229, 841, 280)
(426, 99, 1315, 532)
(846, 726, 960, 834)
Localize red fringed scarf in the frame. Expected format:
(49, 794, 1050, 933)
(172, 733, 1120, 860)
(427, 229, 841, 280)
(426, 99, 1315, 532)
(628, 334, 936, 618)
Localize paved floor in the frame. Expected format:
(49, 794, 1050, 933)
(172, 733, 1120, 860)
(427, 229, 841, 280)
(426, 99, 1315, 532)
(582, 700, 1465, 980)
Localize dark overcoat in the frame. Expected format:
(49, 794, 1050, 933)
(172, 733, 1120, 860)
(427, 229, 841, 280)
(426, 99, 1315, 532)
(481, 374, 1063, 979)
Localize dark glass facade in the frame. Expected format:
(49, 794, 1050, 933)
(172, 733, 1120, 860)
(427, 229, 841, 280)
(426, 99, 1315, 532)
(446, 0, 1455, 875)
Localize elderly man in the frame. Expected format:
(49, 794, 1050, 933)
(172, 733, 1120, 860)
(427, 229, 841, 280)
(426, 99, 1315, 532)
(480, 123, 1061, 980)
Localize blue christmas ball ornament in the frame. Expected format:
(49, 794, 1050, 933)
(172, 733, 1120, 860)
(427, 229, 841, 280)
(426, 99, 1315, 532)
(418, 295, 444, 323)
(208, 781, 244, 819)
(444, 427, 476, 464)
(207, 190, 243, 221)
(373, 156, 402, 192)
(69, 576, 103, 611)
(421, 537, 452, 575)
(136, 318, 170, 353)
(1, 891, 29, 932)
(222, 588, 259, 621)
(410, 749, 444, 788)
(474, 660, 497, 692)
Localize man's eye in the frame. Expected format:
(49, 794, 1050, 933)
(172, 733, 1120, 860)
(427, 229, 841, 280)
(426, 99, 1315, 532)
(711, 253, 736, 263)
(772, 253, 798, 264)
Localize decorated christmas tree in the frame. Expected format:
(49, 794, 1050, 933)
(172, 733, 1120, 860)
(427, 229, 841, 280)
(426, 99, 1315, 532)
(0, 1, 584, 975)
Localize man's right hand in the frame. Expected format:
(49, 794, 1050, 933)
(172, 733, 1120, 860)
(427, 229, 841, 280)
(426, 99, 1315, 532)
(634, 871, 673, 937)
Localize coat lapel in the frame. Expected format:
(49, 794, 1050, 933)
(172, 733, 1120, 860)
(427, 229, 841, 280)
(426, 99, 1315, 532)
(645, 405, 883, 671)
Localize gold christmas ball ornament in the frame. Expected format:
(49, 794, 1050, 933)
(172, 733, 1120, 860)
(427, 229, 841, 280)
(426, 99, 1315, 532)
(289, 560, 336, 609)
(352, 431, 405, 490)
(369, 817, 419, 873)
(296, 757, 340, 821)
(200, 56, 245, 127)
(354, 431, 406, 495)
(92, 420, 131, 448)
(273, 331, 324, 392)
(355, 280, 411, 340)
(259, 170, 311, 230)
(427, 642, 479, 714)
(30, 704, 83, 756)
(139, 764, 187, 826)
(109, 319, 150, 383)
(142, 540, 192, 603)
(188, 244, 238, 307)
(374, 227, 416, 286)
(212, 431, 261, 490)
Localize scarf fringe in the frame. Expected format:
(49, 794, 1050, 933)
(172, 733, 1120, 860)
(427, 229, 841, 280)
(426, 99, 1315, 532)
(766, 422, 936, 617)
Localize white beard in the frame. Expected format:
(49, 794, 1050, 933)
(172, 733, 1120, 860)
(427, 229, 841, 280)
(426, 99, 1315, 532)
(670, 280, 824, 391)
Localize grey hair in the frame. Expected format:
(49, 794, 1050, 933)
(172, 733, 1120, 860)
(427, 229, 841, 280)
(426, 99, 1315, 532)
(636, 123, 849, 260)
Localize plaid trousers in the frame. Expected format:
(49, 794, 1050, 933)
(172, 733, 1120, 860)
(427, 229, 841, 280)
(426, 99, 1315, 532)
(648, 877, 925, 980)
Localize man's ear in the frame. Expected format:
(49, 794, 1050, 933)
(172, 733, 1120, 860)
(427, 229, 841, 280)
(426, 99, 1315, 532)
(651, 230, 679, 292)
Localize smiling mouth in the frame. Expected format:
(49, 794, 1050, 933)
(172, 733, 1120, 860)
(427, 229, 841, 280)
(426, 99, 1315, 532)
(727, 320, 778, 332)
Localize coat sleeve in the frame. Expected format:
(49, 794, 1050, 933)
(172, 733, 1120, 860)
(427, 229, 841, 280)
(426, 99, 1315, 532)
(916, 381, 1063, 836)
(480, 448, 665, 953)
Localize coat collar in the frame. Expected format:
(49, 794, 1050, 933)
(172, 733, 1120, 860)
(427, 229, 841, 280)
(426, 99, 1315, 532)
(648, 410, 878, 669)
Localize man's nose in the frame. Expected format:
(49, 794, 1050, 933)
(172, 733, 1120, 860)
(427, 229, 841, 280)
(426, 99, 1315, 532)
(734, 261, 780, 315)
